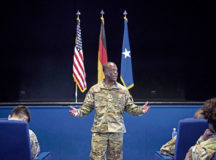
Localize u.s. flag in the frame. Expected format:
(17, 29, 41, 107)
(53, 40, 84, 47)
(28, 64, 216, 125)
(120, 15, 134, 89)
(73, 16, 87, 92)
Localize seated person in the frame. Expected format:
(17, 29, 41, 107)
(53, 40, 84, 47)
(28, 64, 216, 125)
(185, 98, 216, 160)
(160, 108, 205, 158)
(8, 105, 40, 159)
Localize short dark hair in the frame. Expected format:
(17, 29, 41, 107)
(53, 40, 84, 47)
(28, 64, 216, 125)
(202, 97, 216, 130)
(11, 105, 31, 122)
(202, 98, 216, 121)
(103, 62, 116, 72)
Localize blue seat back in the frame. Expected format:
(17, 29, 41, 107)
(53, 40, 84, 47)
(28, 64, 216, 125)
(174, 118, 208, 160)
(0, 120, 32, 160)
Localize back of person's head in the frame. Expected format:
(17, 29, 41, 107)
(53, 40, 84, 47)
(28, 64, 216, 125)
(202, 98, 216, 121)
(193, 108, 205, 119)
(11, 105, 31, 122)
(202, 97, 216, 132)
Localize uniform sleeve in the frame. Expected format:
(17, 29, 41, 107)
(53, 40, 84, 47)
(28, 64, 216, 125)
(185, 147, 193, 160)
(191, 145, 212, 160)
(160, 136, 176, 158)
(185, 137, 216, 160)
(197, 136, 209, 145)
(124, 91, 143, 116)
(185, 136, 205, 160)
(29, 129, 40, 159)
(77, 88, 95, 117)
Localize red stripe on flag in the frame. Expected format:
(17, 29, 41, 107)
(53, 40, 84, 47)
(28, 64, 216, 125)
(73, 62, 85, 86)
(74, 50, 85, 73)
(99, 36, 108, 65)
(73, 48, 87, 92)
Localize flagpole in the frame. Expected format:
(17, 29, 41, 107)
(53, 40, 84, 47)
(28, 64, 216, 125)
(75, 84, 78, 103)
(74, 10, 81, 104)
(121, 10, 134, 89)
(73, 10, 87, 101)
(100, 9, 104, 18)
(98, 9, 108, 83)
(123, 10, 127, 18)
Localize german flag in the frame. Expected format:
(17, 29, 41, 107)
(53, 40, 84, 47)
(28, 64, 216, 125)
(97, 16, 108, 83)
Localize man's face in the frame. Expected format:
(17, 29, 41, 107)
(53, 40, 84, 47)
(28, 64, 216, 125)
(104, 63, 118, 82)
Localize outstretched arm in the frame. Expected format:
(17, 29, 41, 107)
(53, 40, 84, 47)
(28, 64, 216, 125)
(124, 91, 150, 116)
(142, 101, 150, 114)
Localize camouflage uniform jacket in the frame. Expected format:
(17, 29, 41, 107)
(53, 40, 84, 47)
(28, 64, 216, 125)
(77, 81, 144, 133)
(185, 135, 216, 160)
(29, 129, 40, 159)
(160, 136, 176, 158)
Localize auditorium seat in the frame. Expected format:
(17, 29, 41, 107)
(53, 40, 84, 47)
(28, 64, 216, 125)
(0, 120, 51, 160)
(154, 118, 208, 160)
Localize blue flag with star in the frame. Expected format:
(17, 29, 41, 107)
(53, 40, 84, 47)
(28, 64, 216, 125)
(120, 16, 134, 89)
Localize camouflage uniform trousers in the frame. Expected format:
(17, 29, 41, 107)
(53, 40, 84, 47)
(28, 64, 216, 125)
(90, 132, 123, 160)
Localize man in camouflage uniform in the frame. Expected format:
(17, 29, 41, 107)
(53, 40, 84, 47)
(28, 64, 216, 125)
(8, 105, 40, 159)
(69, 62, 150, 160)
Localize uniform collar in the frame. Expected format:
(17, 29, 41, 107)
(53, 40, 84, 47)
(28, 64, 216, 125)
(102, 80, 118, 89)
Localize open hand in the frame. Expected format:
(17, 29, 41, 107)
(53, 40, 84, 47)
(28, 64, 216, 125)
(69, 106, 78, 117)
(142, 101, 150, 114)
